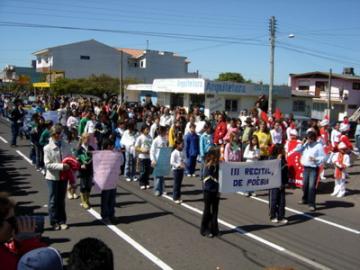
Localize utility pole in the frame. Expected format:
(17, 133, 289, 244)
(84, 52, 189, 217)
(268, 16, 276, 116)
(327, 68, 332, 121)
(119, 50, 124, 104)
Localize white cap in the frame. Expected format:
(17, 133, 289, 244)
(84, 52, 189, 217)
(289, 129, 298, 137)
(339, 123, 350, 132)
(338, 142, 347, 150)
(320, 119, 329, 127)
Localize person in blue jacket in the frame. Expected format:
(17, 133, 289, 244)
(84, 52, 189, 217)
(185, 123, 200, 177)
(199, 121, 214, 180)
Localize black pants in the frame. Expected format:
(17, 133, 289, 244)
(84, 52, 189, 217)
(200, 191, 219, 236)
(47, 180, 67, 226)
(101, 189, 116, 219)
(269, 188, 286, 220)
(79, 176, 92, 193)
(139, 158, 151, 187)
(173, 169, 184, 200)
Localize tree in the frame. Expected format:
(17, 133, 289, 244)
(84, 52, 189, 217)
(216, 72, 252, 83)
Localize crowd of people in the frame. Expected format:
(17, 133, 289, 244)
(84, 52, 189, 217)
(0, 93, 359, 269)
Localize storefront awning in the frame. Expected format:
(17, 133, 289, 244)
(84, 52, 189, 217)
(32, 82, 50, 88)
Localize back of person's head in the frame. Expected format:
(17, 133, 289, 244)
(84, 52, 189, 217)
(102, 138, 114, 150)
(17, 247, 63, 270)
(67, 238, 113, 270)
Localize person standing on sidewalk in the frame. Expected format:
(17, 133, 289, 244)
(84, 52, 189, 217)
(295, 131, 326, 211)
(43, 124, 71, 230)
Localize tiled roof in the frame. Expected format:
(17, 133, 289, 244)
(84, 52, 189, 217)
(290, 71, 360, 81)
(117, 48, 144, 58)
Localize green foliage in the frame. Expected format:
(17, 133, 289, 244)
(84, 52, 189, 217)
(216, 72, 252, 83)
(51, 74, 141, 97)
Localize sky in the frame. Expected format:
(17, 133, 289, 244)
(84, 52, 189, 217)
(0, 0, 360, 84)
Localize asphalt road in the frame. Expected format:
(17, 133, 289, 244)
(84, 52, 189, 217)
(0, 118, 359, 270)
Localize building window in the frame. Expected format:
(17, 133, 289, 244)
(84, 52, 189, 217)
(353, 82, 360, 90)
(293, 100, 306, 112)
(80, 55, 90, 60)
(298, 85, 309, 90)
(225, 99, 238, 112)
(313, 102, 327, 111)
(140, 59, 146, 68)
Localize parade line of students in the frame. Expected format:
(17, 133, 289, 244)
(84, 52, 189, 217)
(1, 94, 359, 236)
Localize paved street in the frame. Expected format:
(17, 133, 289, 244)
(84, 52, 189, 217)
(0, 118, 359, 270)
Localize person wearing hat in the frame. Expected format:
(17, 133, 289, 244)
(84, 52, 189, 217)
(17, 247, 63, 270)
(339, 124, 353, 152)
(285, 129, 302, 186)
(43, 124, 71, 230)
(295, 131, 326, 211)
(330, 142, 350, 197)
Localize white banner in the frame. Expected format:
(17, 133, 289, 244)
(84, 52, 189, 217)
(219, 159, 281, 193)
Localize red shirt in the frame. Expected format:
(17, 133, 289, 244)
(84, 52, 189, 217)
(214, 121, 227, 144)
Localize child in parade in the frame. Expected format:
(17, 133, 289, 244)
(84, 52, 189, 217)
(199, 122, 214, 180)
(330, 142, 350, 198)
(170, 139, 186, 204)
(100, 139, 124, 224)
(224, 132, 242, 162)
(242, 135, 261, 196)
(76, 133, 94, 209)
(253, 121, 272, 160)
(269, 145, 288, 224)
(185, 123, 200, 177)
(150, 126, 169, 196)
(135, 125, 153, 190)
(200, 147, 221, 238)
(121, 121, 138, 182)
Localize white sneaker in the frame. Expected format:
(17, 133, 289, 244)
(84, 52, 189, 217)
(133, 177, 138, 182)
(337, 191, 345, 198)
(192, 174, 196, 177)
(72, 193, 78, 199)
(187, 174, 192, 177)
(174, 200, 182, 204)
(146, 185, 151, 189)
(41, 169, 46, 175)
(331, 189, 339, 196)
(271, 218, 278, 223)
(279, 218, 288, 224)
(67, 192, 73, 200)
(140, 186, 146, 190)
(126, 178, 132, 182)
(162, 191, 167, 195)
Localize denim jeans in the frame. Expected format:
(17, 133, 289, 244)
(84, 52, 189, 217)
(125, 151, 136, 179)
(101, 189, 116, 219)
(154, 176, 164, 195)
(269, 188, 286, 220)
(356, 135, 360, 151)
(302, 166, 319, 207)
(173, 169, 184, 200)
(139, 158, 151, 186)
(186, 156, 197, 175)
(11, 122, 19, 146)
(47, 180, 68, 226)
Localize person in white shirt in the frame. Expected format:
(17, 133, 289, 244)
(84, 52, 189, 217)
(330, 142, 350, 198)
(135, 125, 153, 190)
(331, 123, 341, 149)
(270, 121, 283, 145)
(150, 126, 168, 196)
(195, 114, 207, 135)
(170, 140, 186, 203)
(184, 115, 196, 136)
(121, 122, 138, 182)
(150, 117, 160, 139)
(66, 110, 79, 132)
(84, 112, 97, 150)
(160, 108, 173, 127)
(242, 135, 261, 197)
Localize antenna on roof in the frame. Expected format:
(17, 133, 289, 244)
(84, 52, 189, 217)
(146, 40, 149, 50)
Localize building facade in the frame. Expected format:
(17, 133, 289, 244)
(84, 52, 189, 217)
(33, 39, 197, 83)
(289, 69, 360, 122)
(126, 78, 292, 117)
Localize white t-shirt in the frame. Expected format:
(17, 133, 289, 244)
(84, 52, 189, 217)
(135, 134, 152, 159)
(270, 128, 283, 144)
(84, 120, 96, 134)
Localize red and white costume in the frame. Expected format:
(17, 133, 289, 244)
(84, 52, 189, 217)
(285, 130, 303, 187)
(330, 142, 350, 197)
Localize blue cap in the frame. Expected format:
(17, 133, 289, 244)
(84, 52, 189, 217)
(17, 247, 63, 270)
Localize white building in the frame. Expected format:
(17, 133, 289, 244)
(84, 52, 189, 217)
(33, 39, 197, 83)
(126, 78, 292, 117)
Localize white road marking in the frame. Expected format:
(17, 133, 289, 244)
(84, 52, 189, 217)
(162, 194, 332, 270)
(16, 150, 34, 165)
(87, 208, 173, 270)
(250, 196, 360, 235)
(0, 136, 8, 143)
